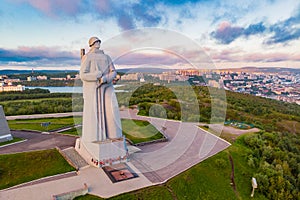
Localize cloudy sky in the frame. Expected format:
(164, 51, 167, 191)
(0, 0, 300, 70)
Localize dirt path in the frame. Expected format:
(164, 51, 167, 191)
(209, 124, 260, 136)
(229, 154, 236, 191)
(229, 154, 242, 199)
(165, 184, 178, 200)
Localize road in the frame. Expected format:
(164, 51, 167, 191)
(6, 112, 82, 120)
(0, 130, 77, 154)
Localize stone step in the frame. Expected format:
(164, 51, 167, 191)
(62, 147, 88, 169)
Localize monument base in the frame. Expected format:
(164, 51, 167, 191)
(75, 137, 128, 168)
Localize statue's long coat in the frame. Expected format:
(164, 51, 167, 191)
(80, 48, 122, 144)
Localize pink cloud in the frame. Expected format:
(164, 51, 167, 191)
(17, 46, 76, 58)
(218, 21, 231, 31)
(210, 49, 299, 63)
(93, 0, 111, 14)
(114, 51, 185, 66)
(211, 21, 244, 44)
(16, 0, 81, 17)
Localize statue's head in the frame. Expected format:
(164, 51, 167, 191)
(89, 37, 101, 47)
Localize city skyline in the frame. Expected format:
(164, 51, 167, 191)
(0, 0, 300, 70)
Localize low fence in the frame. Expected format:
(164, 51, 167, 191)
(52, 183, 88, 200)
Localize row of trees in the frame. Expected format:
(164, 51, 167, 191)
(243, 131, 299, 199)
(2, 99, 75, 116)
(0, 90, 72, 102)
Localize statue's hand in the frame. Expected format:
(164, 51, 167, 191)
(96, 72, 102, 87)
(99, 78, 103, 85)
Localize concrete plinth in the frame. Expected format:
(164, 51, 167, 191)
(0, 105, 13, 143)
(75, 138, 128, 168)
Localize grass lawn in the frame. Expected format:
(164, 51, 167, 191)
(0, 137, 24, 147)
(7, 117, 80, 132)
(121, 119, 164, 144)
(60, 127, 81, 136)
(167, 150, 236, 200)
(74, 194, 104, 200)
(0, 148, 75, 190)
(0, 97, 71, 104)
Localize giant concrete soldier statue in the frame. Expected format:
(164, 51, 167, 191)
(77, 37, 127, 167)
(80, 36, 122, 142)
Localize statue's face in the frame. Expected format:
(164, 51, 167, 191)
(93, 40, 101, 48)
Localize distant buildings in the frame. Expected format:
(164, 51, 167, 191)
(157, 72, 189, 82)
(0, 82, 25, 92)
(121, 73, 147, 83)
(50, 74, 79, 81)
(37, 75, 48, 80)
(27, 74, 79, 81)
(176, 69, 203, 76)
(4, 78, 20, 83)
(27, 76, 37, 81)
(159, 73, 177, 82)
(220, 71, 300, 105)
(121, 73, 140, 81)
(0, 75, 25, 92)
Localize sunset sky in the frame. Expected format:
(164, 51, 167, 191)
(0, 0, 300, 70)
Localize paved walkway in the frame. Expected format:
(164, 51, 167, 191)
(6, 112, 82, 120)
(119, 109, 231, 183)
(0, 163, 152, 200)
(1, 110, 231, 199)
(0, 130, 77, 154)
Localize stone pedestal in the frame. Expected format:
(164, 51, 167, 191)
(0, 105, 13, 143)
(75, 137, 128, 168)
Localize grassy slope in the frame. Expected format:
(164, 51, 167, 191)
(167, 135, 267, 200)
(167, 150, 236, 200)
(0, 149, 75, 189)
(121, 119, 164, 144)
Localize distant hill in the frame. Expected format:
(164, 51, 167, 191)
(0, 68, 171, 75)
(1, 67, 299, 76)
(0, 70, 78, 75)
(220, 67, 300, 73)
(117, 67, 174, 74)
(119, 66, 300, 74)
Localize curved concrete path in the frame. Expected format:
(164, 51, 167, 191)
(0, 130, 77, 154)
